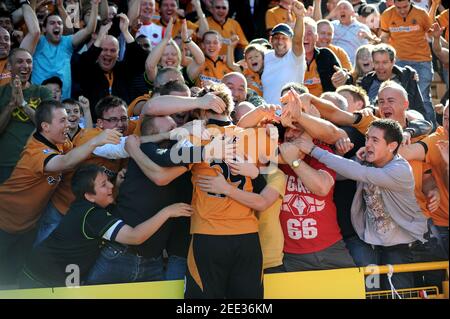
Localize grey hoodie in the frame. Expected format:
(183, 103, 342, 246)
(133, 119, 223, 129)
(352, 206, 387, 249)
(311, 148, 428, 244)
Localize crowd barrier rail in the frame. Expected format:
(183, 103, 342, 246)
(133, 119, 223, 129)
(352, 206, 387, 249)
(0, 261, 447, 299)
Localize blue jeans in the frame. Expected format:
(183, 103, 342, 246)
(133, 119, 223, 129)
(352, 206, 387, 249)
(165, 255, 187, 280)
(0, 228, 36, 288)
(344, 235, 376, 267)
(85, 242, 165, 285)
(396, 60, 437, 128)
(33, 201, 64, 248)
(345, 238, 415, 290)
(435, 226, 449, 259)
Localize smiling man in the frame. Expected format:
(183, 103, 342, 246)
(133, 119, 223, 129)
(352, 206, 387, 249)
(359, 44, 428, 121)
(294, 118, 428, 290)
(77, 16, 149, 120)
(0, 48, 52, 184)
(30, 0, 100, 100)
(262, 0, 306, 105)
(0, 100, 121, 287)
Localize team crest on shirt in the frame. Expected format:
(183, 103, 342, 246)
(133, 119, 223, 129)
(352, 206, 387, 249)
(47, 174, 62, 185)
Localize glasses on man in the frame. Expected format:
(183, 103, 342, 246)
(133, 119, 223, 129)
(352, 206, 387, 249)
(101, 116, 129, 124)
(215, 6, 227, 10)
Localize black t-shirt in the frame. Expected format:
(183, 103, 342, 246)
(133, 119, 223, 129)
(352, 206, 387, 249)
(333, 126, 366, 239)
(114, 142, 192, 258)
(23, 200, 123, 287)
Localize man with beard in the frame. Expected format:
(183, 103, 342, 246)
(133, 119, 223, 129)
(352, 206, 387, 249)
(29, 0, 100, 100)
(0, 48, 52, 184)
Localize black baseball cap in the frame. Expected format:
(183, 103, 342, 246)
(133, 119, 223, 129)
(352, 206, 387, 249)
(270, 23, 294, 38)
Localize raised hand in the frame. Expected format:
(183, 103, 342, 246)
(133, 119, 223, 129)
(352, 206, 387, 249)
(181, 18, 189, 42)
(164, 17, 174, 41)
(430, 22, 444, 39)
(78, 95, 90, 111)
(117, 13, 130, 33)
(291, 0, 306, 18)
(331, 65, 348, 88)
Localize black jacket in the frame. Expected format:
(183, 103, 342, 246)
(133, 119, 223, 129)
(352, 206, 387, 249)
(310, 47, 348, 93)
(72, 42, 148, 121)
(360, 65, 427, 119)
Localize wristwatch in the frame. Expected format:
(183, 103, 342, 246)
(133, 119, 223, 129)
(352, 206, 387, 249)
(183, 37, 192, 44)
(21, 100, 27, 108)
(291, 159, 301, 169)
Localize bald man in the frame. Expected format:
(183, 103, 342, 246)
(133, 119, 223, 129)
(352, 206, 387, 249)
(331, 0, 371, 64)
(222, 72, 266, 109)
(76, 22, 149, 120)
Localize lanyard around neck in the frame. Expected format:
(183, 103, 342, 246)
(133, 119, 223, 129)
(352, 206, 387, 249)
(104, 72, 114, 95)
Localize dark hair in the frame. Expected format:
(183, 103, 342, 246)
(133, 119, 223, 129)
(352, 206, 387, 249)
(154, 66, 183, 90)
(195, 83, 234, 116)
(42, 76, 63, 88)
(368, 119, 403, 154)
(160, 0, 180, 7)
(62, 98, 80, 107)
(140, 115, 158, 136)
(159, 80, 190, 96)
(336, 85, 369, 107)
(71, 165, 105, 201)
(202, 30, 220, 42)
(94, 95, 127, 120)
(43, 14, 62, 28)
(280, 82, 309, 96)
(35, 99, 65, 132)
(8, 47, 31, 65)
(0, 9, 12, 20)
(372, 44, 396, 62)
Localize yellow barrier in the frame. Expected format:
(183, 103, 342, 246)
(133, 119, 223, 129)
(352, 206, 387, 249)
(0, 262, 447, 299)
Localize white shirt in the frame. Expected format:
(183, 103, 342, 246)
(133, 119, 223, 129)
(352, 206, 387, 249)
(331, 19, 370, 65)
(136, 23, 164, 48)
(262, 49, 306, 105)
